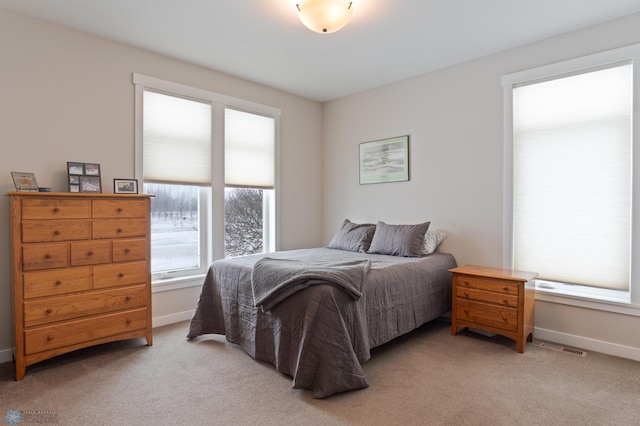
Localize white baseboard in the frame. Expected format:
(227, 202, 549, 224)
(0, 310, 196, 367)
(0, 348, 13, 365)
(152, 310, 194, 328)
(534, 327, 640, 362)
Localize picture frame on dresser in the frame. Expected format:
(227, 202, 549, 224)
(67, 161, 102, 193)
(79, 175, 102, 193)
(114, 178, 138, 194)
(11, 172, 39, 192)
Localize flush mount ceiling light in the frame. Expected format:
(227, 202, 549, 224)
(296, 0, 353, 34)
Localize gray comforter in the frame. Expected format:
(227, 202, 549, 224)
(187, 248, 456, 398)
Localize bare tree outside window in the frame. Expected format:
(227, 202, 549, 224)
(224, 188, 264, 257)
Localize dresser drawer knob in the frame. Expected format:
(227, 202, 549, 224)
(503, 299, 509, 305)
(124, 296, 131, 302)
(126, 319, 132, 325)
(117, 208, 123, 213)
(47, 335, 54, 342)
(118, 273, 125, 278)
(503, 287, 509, 292)
(53, 207, 60, 213)
(463, 309, 469, 314)
(117, 228, 123, 233)
(45, 308, 53, 315)
(53, 230, 61, 236)
(55, 280, 62, 286)
(463, 292, 469, 298)
(44, 254, 52, 259)
(87, 251, 94, 256)
(124, 248, 131, 254)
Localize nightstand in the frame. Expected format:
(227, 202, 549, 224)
(450, 265, 537, 353)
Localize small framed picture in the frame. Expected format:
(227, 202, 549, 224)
(67, 162, 84, 175)
(11, 172, 39, 192)
(84, 163, 101, 176)
(79, 175, 102, 193)
(114, 179, 138, 194)
(67, 161, 101, 193)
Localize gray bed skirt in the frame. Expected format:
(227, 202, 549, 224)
(188, 248, 457, 398)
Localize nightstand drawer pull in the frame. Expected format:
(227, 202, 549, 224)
(47, 335, 54, 342)
(45, 309, 52, 315)
(55, 280, 62, 286)
(53, 208, 60, 213)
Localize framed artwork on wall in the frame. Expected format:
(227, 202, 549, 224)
(359, 135, 409, 184)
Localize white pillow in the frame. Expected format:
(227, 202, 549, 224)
(422, 227, 447, 255)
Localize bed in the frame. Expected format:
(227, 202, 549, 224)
(187, 221, 457, 398)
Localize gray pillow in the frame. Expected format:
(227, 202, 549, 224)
(327, 219, 376, 253)
(368, 221, 430, 257)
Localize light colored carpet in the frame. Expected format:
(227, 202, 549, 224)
(1, 319, 638, 425)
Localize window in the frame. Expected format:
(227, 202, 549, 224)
(224, 108, 276, 257)
(134, 74, 280, 285)
(503, 44, 640, 307)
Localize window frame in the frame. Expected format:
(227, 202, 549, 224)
(502, 43, 640, 312)
(133, 74, 281, 288)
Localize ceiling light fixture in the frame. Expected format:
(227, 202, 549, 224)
(296, 0, 353, 34)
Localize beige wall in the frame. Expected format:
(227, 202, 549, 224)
(2, 6, 640, 365)
(322, 13, 640, 359)
(0, 9, 323, 361)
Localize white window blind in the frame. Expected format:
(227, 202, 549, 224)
(512, 62, 632, 291)
(224, 108, 275, 189)
(143, 90, 211, 185)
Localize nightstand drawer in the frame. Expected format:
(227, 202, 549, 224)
(455, 275, 519, 295)
(456, 300, 518, 332)
(24, 308, 147, 355)
(456, 287, 519, 307)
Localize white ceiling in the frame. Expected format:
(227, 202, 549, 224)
(2, 0, 640, 102)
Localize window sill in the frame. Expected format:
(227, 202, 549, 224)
(535, 280, 640, 317)
(152, 274, 206, 293)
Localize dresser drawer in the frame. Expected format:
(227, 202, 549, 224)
(92, 219, 146, 239)
(24, 285, 148, 327)
(22, 220, 91, 243)
(456, 300, 518, 332)
(70, 240, 112, 266)
(455, 275, 519, 295)
(93, 199, 147, 218)
(23, 267, 92, 299)
(24, 308, 147, 355)
(22, 199, 91, 220)
(456, 287, 519, 307)
(93, 261, 147, 289)
(112, 239, 146, 262)
(22, 244, 69, 271)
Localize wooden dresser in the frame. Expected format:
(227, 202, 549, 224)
(9, 192, 153, 380)
(450, 265, 537, 353)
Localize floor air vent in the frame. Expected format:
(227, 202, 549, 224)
(540, 342, 587, 357)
